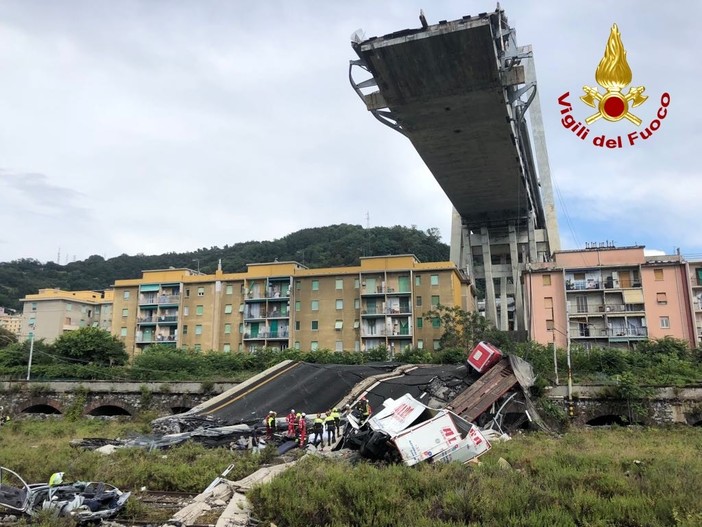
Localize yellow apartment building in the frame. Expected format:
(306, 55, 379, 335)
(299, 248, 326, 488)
(19, 288, 114, 343)
(0, 307, 23, 339)
(524, 246, 696, 349)
(110, 255, 475, 356)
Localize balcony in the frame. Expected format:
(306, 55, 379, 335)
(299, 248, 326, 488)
(361, 329, 387, 337)
(137, 316, 157, 325)
(566, 280, 602, 291)
(156, 315, 178, 324)
(244, 310, 266, 320)
(243, 330, 290, 340)
(388, 330, 412, 338)
(266, 309, 289, 319)
(139, 294, 180, 305)
(361, 308, 385, 317)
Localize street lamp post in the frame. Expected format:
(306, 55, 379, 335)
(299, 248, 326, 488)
(26, 329, 35, 381)
(193, 259, 200, 274)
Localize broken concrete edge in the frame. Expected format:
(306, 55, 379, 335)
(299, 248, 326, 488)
(335, 363, 420, 408)
(153, 360, 295, 426)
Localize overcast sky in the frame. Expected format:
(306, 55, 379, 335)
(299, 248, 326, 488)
(0, 1, 699, 265)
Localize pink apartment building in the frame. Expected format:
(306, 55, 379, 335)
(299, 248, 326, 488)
(524, 246, 696, 349)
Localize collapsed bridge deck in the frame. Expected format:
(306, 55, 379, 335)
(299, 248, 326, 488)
(351, 11, 544, 227)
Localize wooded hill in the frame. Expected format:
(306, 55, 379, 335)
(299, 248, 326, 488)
(0, 224, 448, 311)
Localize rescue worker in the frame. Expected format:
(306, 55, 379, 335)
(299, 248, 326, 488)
(330, 407, 341, 436)
(356, 397, 371, 422)
(324, 411, 336, 445)
(49, 472, 65, 487)
(251, 426, 261, 453)
(298, 413, 307, 448)
(286, 409, 296, 438)
(265, 410, 277, 440)
(294, 412, 302, 443)
(312, 413, 325, 448)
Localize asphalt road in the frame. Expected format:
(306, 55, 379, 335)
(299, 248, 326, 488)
(196, 362, 470, 426)
(199, 362, 398, 425)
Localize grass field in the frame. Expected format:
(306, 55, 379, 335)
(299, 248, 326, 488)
(1, 417, 701, 526)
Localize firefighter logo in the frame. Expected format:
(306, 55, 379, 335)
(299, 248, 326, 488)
(579, 24, 647, 126)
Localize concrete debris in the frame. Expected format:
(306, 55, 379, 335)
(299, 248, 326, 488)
(497, 457, 513, 470)
(95, 444, 119, 455)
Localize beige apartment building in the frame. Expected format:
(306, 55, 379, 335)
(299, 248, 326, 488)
(110, 255, 474, 356)
(19, 289, 114, 343)
(524, 246, 696, 349)
(0, 307, 23, 339)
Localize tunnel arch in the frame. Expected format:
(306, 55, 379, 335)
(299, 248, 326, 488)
(21, 404, 61, 415)
(586, 414, 630, 427)
(171, 406, 192, 414)
(86, 405, 132, 417)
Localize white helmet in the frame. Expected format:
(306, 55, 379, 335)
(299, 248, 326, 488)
(301, 412, 306, 417)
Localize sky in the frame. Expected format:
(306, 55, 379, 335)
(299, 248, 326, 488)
(0, 1, 699, 265)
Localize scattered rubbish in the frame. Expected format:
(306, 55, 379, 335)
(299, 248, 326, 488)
(0, 466, 130, 523)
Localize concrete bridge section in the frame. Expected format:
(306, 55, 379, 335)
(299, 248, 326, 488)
(350, 8, 559, 332)
(0, 380, 237, 418)
(546, 385, 702, 426)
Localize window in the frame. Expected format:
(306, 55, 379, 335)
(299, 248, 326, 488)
(656, 292, 667, 305)
(353, 320, 360, 328)
(196, 305, 204, 316)
(294, 341, 301, 350)
(224, 323, 232, 334)
(226, 285, 233, 295)
(311, 341, 319, 351)
(311, 320, 319, 331)
(417, 317, 423, 328)
(335, 320, 343, 330)
(295, 321, 300, 330)
(195, 324, 203, 335)
(336, 341, 343, 352)
(542, 274, 552, 286)
(415, 275, 422, 286)
(185, 288, 190, 298)
(120, 327, 127, 337)
(197, 287, 205, 296)
(223, 343, 231, 353)
(312, 280, 319, 291)
(430, 274, 439, 286)
(66, 304, 73, 311)
(354, 299, 360, 309)
(296, 280, 301, 290)
(311, 300, 319, 311)
(433, 340, 441, 350)
(416, 296, 423, 307)
(336, 299, 343, 310)
(432, 317, 440, 328)
(194, 344, 201, 352)
(239, 303, 245, 313)
(660, 316, 670, 329)
(354, 278, 360, 289)
(546, 320, 555, 330)
(544, 297, 553, 308)
(654, 268, 664, 281)
(431, 295, 440, 307)
(122, 308, 128, 317)
(31, 302, 37, 311)
(183, 306, 189, 316)
(123, 291, 130, 299)
(295, 301, 301, 312)
(239, 323, 244, 333)
(65, 317, 72, 325)
(336, 279, 343, 290)
(354, 341, 361, 352)
(183, 325, 188, 335)
(224, 304, 233, 314)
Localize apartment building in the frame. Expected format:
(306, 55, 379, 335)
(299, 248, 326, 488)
(687, 259, 702, 345)
(19, 289, 114, 343)
(0, 307, 22, 339)
(110, 255, 475, 356)
(524, 246, 696, 349)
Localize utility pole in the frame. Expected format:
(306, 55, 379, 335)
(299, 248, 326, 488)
(26, 328, 35, 381)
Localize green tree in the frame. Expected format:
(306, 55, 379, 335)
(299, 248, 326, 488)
(423, 305, 495, 350)
(0, 326, 18, 348)
(52, 327, 128, 366)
